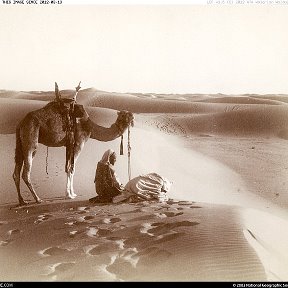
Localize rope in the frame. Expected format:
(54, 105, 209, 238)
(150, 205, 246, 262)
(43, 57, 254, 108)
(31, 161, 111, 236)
(46, 146, 49, 175)
(127, 125, 131, 181)
(120, 134, 124, 155)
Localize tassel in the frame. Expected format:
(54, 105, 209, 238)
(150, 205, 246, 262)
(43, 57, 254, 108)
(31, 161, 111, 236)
(120, 134, 124, 155)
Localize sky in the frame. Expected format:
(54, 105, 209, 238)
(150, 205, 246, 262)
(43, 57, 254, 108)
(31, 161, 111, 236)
(0, 5, 288, 94)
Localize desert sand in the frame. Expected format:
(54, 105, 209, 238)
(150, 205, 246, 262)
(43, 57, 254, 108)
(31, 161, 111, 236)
(1, 88, 288, 281)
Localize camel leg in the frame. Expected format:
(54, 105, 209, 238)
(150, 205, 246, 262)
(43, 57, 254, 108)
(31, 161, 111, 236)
(65, 148, 75, 199)
(22, 150, 42, 203)
(13, 161, 26, 205)
(65, 171, 75, 199)
(70, 171, 77, 198)
(65, 142, 84, 199)
(13, 127, 27, 205)
(65, 170, 77, 199)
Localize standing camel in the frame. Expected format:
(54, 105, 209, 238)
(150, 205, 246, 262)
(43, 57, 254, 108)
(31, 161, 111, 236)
(12, 84, 134, 205)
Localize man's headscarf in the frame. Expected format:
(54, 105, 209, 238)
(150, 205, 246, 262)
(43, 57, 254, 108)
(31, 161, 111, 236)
(100, 149, 116, 165)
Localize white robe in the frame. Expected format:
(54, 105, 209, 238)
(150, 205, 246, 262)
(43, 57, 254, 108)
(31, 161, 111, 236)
(124, 172, 172, 201)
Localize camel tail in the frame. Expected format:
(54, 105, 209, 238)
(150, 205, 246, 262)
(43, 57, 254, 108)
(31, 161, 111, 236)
(14, 127, 23, 165)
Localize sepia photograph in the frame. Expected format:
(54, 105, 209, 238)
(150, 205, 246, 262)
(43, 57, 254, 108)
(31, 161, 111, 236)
(0, 2, 288, 282)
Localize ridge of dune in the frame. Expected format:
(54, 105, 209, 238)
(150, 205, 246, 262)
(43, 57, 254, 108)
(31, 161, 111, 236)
(197, 96, 285, 105)
(154, 105, 288, 139)
(244, 94, 288, 104)
(1, 87, 288, 105)
(3, 95, 288, 139)
(242, 208, 288, 281)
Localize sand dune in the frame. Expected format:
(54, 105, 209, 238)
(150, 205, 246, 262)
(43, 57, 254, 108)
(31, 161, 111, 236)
(158, 105, 288, 138)
(243, 209, 288, 281)
(0, 200, 266, 281)
(2, 90, 288, 139)
(1, 88, 288, 281)
(196, 95, 285, 105)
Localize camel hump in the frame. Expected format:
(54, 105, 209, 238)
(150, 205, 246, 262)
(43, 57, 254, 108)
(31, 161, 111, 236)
(20, 109, 41, 127)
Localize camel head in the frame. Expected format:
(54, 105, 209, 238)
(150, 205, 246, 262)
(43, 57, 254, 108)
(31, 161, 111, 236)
(115, 110, 134, 134)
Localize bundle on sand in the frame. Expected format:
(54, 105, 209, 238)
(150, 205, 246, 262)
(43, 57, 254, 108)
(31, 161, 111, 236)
(114, 173, 172, 203)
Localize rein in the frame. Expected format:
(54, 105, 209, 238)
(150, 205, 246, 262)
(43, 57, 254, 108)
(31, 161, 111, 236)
(127, 125, 131, 181)
(119, 124, 132, 181)
(46, 146, 49, 175)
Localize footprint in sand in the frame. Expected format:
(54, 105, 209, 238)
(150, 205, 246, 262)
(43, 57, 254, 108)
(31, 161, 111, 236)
(50, 262, 76, 273)
(123, 230, 153, 247)
(133, 246, 172, 266)
(75, 210, 86, 215)
(83, 244, 98, 255)
(151, 222, 165, 227)
(127, 214, 155, 223)
(107, 248, 140, 276)
(65, 221, 77, 226)
(86, 227, 98, 237)
(115, 239, 125, 250)
(154, 232, 186, 244)
(34, 214, 53, 224)
(39, 246, 70, 257)
(120, 247, 139, 262)
(69, 230, 84, 238)
(154, 211, 183, 218)
(75, 216, 89, 223)
(72, 215, 96, 225)
(134, 202, 147, 207)
(6, 229, 22, 236)
(84, 227, 114, 238)
(84, 215, 95, 221)
(103, 217, 121, 224)
(107, 236, 123, 241)
(42, 262, 76, 278)
(189, 205, 202, 209)
(0, 239, 13, 247)
(110, 247, 140, 270)
(178, 201, 194, 206)
(140, 223, 154, 237)
(68, 217, 99, 227)
(141, 222, 186, 244)
(86, 240, 125, 256)
(148, 220, 199, 236)
(166, 200, 180, 205)
(110, 217, 122, 223)
(97, 228, 112, 237)
(118, 208, 143, 215)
